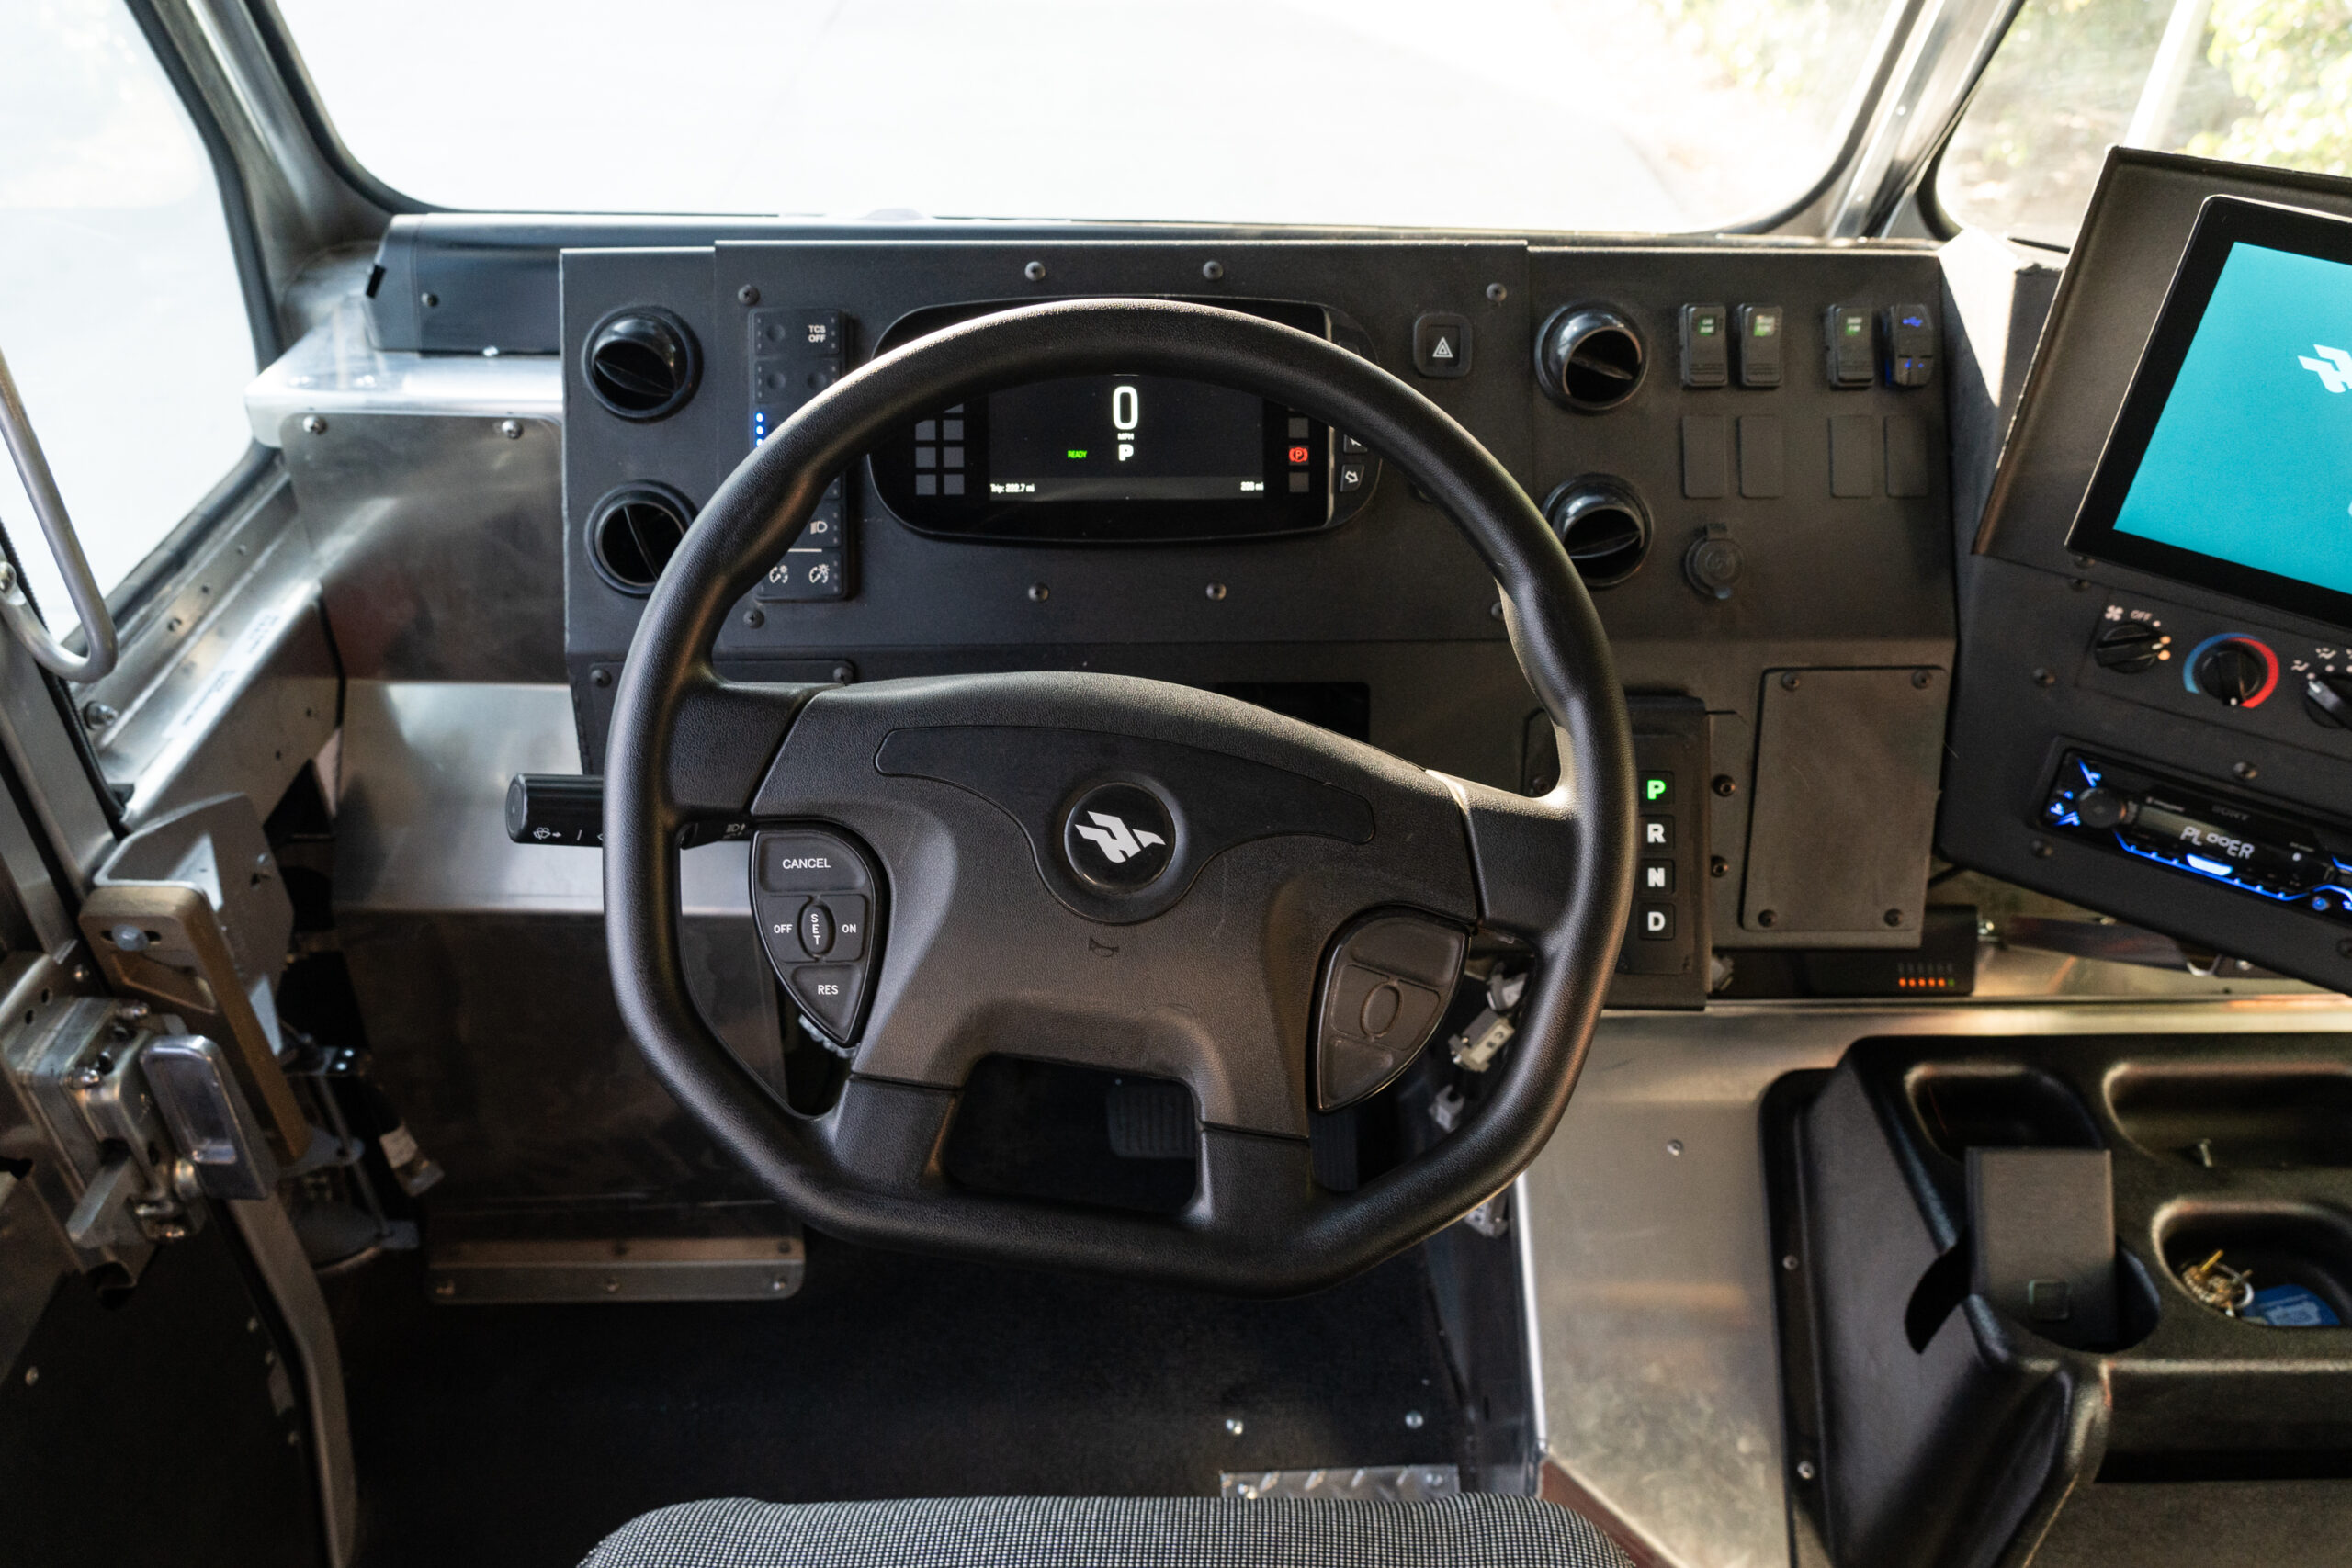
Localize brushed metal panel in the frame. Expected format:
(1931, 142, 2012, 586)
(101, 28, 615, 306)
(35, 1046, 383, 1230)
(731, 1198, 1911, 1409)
(284, 412, 563, 682)
(1523, 994, 2352, 1568)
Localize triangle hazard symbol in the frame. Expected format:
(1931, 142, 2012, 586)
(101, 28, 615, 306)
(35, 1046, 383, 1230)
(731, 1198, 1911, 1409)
(1430, 337, 1454, 359)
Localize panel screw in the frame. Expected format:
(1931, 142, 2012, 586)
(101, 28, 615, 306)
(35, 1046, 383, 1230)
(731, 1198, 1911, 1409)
(2233, 761, 2258, 780)
(1205, 582, 1227, 601)
(1796, 1461, 1816, 1482)
(22, 1366, 35, 1386)
(81, 701, 118, 728)
(499, 419, 523, 440)
(1404, 1410, 1425, 1429)
(1779, 671, 1800, 691)
(743, 606, 764, 627)
(1667, 1139, 1683, 1156)
(1023, 260, 1046, 282)
(1758, 909, 1778, 928)
(1781, 1254, 1800, 1271)
(1225, 1417, 1244, 1436)
(2032, 668, 2056, 687)
(1712, 774, 1736, 797)
(1911, 668, 1934, 688)
(831, 664, 854, 683)
(1486, 283, 1508, 304)
(2070, 578, 2092, 592)
(1884, 908, 1903, 927)
(420, 292, 438, 308)
(1027, 582, 1050, 602)
(300, 414, 327, 435)
(591, 668, 613, 688)
(1489, 602, 1504, 620)
(1710, 855, 1729, 878)
(2031, 839, 2053, 858)
(1202, 260, 1224, 281)
(738, 284, 761, 306)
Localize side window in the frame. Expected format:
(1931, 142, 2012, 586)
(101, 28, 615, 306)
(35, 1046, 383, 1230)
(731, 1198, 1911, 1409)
(1940, 0, 2352, 247)
(0, 0, 258, 633)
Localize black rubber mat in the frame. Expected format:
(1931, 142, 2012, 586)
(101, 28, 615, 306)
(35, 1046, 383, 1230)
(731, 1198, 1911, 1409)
(333, 1234, 1466, 1568)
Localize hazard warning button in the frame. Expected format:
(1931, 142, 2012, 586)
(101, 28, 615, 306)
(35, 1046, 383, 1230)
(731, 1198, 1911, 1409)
(1412, 312, 1473, 379)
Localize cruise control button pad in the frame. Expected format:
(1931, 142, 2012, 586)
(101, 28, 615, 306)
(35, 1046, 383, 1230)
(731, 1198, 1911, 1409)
(752, 828, 881, 1043)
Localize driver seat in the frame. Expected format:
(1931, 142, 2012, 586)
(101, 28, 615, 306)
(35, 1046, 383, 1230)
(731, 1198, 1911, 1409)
(583, 1495, 1634, 1567)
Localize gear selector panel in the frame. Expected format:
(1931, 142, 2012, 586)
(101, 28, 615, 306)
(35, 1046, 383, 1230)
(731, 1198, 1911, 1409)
(752, 829, 882, 1043)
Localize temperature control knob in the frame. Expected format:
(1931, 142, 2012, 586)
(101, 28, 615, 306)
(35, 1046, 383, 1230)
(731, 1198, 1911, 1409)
(2187, 636, 2278, 707)
(2307, 671, 2352, 728)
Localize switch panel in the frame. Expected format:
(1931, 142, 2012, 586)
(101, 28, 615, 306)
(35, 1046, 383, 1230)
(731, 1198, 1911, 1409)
(1679, 304, 1729, 388)
(747, 306, 854, 600)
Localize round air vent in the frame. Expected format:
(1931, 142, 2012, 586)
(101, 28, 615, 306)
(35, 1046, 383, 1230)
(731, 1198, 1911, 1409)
(587, 484, 695, 594)
(1537, 306, 1645, 412)
(582, 308, 700, 421)
(1544, 478, 1651, 587)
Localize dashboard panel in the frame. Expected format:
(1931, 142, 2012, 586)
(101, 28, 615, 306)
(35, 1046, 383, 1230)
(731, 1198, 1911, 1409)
(527, 226, 1958, 1003)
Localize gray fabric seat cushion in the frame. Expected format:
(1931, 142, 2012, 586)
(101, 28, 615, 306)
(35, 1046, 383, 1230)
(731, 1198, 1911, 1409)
(582, 1495, 1634, 1568)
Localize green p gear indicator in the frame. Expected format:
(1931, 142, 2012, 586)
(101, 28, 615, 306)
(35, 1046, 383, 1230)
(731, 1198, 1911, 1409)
(1642, 772, 1674, 805)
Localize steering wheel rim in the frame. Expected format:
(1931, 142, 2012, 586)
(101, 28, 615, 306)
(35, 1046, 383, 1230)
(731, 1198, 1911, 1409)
(605, 299, 1634, 1293)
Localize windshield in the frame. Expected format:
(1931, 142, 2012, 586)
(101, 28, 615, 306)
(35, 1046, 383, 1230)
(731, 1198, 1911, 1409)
(274, 0, 1896, 233)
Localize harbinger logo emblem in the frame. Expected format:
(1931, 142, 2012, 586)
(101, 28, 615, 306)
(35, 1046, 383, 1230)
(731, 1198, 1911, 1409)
(1071, 811, 1164, 865)
(2299, 344, 2352, 393)
(1061, 782, 1177, 892)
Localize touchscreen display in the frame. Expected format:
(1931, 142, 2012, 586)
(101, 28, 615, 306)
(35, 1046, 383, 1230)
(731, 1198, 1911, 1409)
(2111, 243, 2352, 599)
(2069, 196, 2352, 628)
(987, 375, 1265, 503)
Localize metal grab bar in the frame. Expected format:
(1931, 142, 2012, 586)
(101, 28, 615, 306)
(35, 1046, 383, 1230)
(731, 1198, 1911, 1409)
(0, 344, 119, 682)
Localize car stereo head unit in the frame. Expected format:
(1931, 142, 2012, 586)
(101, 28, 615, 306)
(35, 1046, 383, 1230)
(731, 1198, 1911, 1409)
(866, 299, 1379, 543)
(2068, 195, 2352, 630)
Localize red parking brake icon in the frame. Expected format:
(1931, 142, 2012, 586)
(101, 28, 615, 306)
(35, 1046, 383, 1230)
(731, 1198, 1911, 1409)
(1287, 445, 1310, 464)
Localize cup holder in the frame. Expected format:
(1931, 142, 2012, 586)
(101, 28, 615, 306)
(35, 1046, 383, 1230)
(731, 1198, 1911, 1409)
(1905, 1064, 2103, 1160)
(2159, 1206, 2352, 1326)
(2109, 1064, 2352, 1168)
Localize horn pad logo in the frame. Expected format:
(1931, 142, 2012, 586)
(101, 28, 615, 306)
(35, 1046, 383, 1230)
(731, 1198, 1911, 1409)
(1061, 783, 1176, 892)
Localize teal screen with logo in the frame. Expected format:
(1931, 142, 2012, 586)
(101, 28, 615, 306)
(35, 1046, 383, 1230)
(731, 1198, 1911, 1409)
(2113, 241, 2352, 600)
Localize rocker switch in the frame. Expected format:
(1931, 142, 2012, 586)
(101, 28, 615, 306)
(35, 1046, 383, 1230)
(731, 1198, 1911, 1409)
(799, 902, 835, 957)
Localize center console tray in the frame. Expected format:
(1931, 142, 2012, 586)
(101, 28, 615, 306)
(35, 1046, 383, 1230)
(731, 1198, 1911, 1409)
(1767, 1034, 2352, 1567)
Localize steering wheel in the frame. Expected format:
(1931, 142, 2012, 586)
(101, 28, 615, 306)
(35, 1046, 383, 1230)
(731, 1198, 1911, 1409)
(605, 299, 1634, 1293)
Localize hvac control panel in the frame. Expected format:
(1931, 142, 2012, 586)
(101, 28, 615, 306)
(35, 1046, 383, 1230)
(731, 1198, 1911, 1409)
(2080, 592, 2352, 760)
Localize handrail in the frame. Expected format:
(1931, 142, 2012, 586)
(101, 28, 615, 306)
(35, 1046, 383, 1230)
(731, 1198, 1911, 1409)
(0, 344, 119, 682)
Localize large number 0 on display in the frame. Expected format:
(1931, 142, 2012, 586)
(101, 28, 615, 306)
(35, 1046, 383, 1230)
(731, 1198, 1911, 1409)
(1114, 383, 1138, 461)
